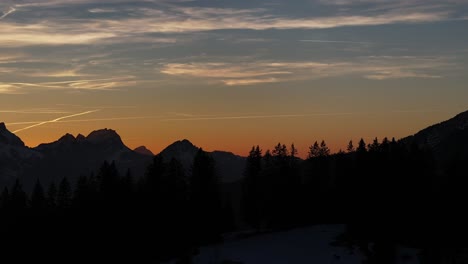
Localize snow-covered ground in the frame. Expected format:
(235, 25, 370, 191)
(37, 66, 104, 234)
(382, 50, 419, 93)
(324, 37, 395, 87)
(192, 225, 364, 264)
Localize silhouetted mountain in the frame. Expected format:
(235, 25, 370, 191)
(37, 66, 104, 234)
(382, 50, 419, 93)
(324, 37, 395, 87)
(159, 139, 246, 182)
(21, 128, 152, 191)
(0, 123, 41, 187)
(0, 122, 25, 147)
(134, 146, 154, 156)
(402, 110, 468, 161)
(4, 110, 468, 191)
(0, 125, 153, 191)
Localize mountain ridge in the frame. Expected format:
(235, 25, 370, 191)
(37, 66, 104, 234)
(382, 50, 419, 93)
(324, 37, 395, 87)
(3, 109, 468, 191)
(402, 110, 468, 160)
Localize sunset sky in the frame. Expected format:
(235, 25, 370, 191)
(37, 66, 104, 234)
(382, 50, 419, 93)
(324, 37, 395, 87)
(1, 0, 468, 158)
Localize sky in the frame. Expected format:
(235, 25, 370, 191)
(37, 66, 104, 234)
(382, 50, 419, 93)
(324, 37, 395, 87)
(1, 0, 468, 158)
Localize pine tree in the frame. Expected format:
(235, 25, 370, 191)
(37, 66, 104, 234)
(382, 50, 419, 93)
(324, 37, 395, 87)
(47, 182, 58, 209)
(145, 154, 166, 196)
(368, 137, 380, 152)
(357, 138, 367, 153)
(10, 179, 27, 211)
(99, 160, 120, 196)
(308, 141, 320, 159)
(242, 145, 263, 229)
(347, 140, 355, 153)
(0, 187, 9, 209)
(190, 148, 222, 244)
(57, 177, 72, 209)
(30, 179, 46, 210)
(290, 144, 298, 159)
(272, 143, 288, 158)
(73, 175, 90, 208)
(319, 140, 330, 157)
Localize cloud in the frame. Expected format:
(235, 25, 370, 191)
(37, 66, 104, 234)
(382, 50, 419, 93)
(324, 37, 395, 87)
(88, 8, 118, 13)
(161, 63, 292, 78)
(0, 84, 21, 94)
(0, 23, 116, 46)
(222, 78, 280, 86)
(299, 40, 372, 44)
(364, 71, 442, 80)
(27, 66, 90, 78)
(160, 56, 452, 85)
(0, 3, 459, 47)
(0, 109, 70, 114)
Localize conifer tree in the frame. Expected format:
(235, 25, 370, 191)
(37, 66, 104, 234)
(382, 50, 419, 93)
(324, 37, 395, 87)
(319, 140, 330, 157)
(190, 148, 222, 244)
(31, 179, 46, 210)
(47, 182, 58, 209)
(308, 141, 320, 159)
(242, 145, 263, 228)
(57, 177, 72, 209)
(347, 140, 355, 153)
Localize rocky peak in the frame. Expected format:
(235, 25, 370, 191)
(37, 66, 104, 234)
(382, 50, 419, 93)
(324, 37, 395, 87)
(0, 122, 25, 147)
(134, 146, 154, 156)
(86, 128, 125, 147)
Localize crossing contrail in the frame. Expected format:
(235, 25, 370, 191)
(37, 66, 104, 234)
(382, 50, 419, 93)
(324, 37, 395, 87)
(0, 7, 16, 20)
(13, 110, 99, 133)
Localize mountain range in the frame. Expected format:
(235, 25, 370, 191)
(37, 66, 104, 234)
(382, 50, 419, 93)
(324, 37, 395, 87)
(1, 109, 468, 191)
(0, 123, 247, 191)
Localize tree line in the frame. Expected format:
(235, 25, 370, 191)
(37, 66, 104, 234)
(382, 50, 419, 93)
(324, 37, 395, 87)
(0, 137, 467, 262)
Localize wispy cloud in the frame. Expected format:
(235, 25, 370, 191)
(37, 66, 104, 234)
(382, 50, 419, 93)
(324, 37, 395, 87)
(160, 57, 450, 85)
(13, 110, 100, 133)
(222, 78, 280, 86)
(0, 3, 458, 47)
(88, 8, 118, 13)
(299, 40, 372, 44)
(0, 109, 70, 114)
(27, 66, 90, 78)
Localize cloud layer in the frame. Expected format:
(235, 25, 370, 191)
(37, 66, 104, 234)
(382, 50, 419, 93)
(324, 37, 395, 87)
(160, 57, 450, 85)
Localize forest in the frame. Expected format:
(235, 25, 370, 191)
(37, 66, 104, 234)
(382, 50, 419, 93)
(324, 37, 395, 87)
(1, 137, 467, 263)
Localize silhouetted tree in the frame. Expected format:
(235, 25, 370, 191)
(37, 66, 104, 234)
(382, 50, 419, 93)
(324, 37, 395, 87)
(10, 179, 27, 211)
(30, 179, 46, 210)
(357, 138, 367, 154)
(190, 148, 222, 244)
(57, 177, 72, 209)
(319, 140, 330, 157)
(0, 187, 9, 210)
(347, 140, 355, 153)
(368, 137, 380, 153)
(47, 182, 58, 209)
(73, 175, 92, 208)
(272, 143, 288, 161)
(308, 141, 320, 159)
(242, 145, 263, 229)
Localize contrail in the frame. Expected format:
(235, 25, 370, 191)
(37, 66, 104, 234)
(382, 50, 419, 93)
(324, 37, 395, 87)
(7, 116, 163, 126)
(161, 113, 356, 121)
(0, 7, 16, 20)
(13, 110, 99, 133)
(299, 40, 372, 44)
(8, 112, 356, 127)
